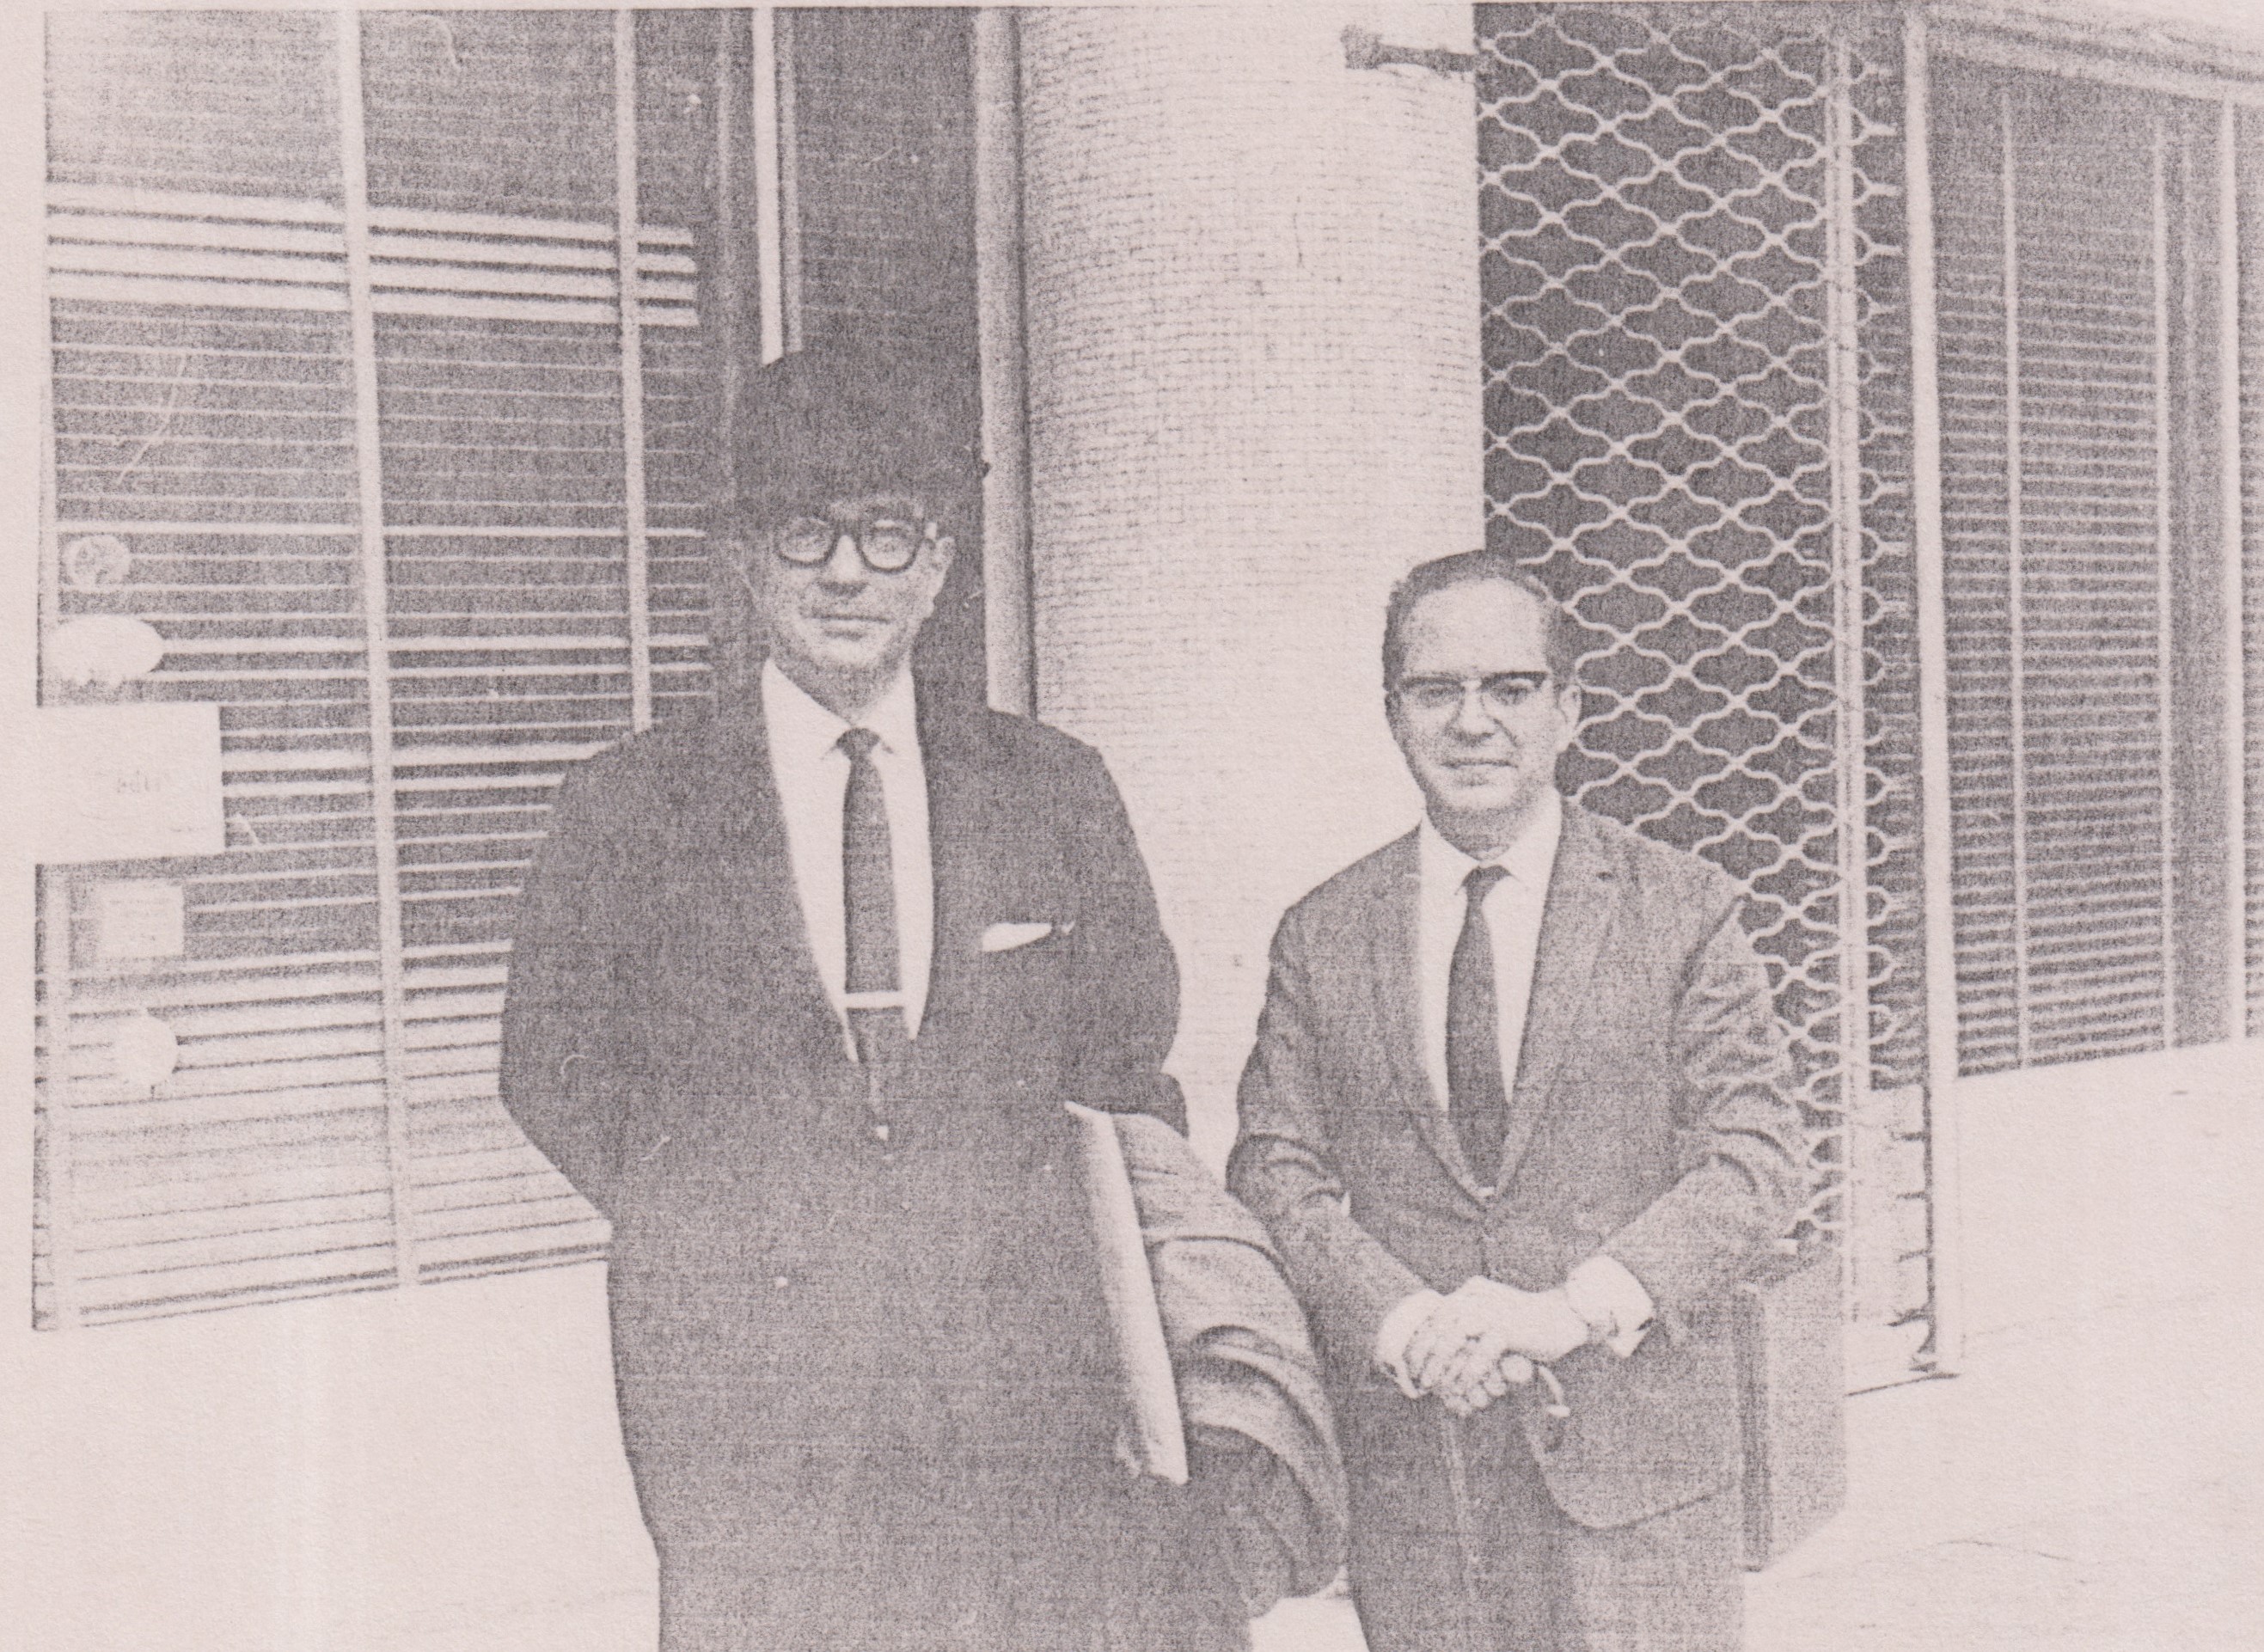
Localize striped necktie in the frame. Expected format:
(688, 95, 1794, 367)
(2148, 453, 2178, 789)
(838, 726, 907, 1065)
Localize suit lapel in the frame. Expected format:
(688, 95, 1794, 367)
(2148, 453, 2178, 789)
(698, 702, 841, 1038)
(697, 683, 990, 1063)
(1494, 808, 1618, 1189)
(1363, 833, 1490, 1202)
(910, 691, 987, 1039)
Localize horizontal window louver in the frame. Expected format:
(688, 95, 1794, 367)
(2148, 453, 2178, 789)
(1932, 60, 2206, 1076)
(36, 8, 735, 1327)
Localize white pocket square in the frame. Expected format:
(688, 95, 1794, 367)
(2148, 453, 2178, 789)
(982, 920, 1065, 954)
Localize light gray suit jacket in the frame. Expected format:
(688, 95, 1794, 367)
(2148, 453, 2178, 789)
(1227, 802, 1811, 1532)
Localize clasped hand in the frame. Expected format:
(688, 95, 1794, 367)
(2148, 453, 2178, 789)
(1401, 1276, 1588, 1416)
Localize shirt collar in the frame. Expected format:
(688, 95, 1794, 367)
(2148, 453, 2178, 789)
(1417, 787, 1565, 907)
(759, 658, 922, 762)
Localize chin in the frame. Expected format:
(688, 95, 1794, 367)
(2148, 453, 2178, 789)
(787, 633, 892, 676)
(1441, 774, 1527, 809)
(1428, 775, 1546, 835)
(810, 646, 890, 678)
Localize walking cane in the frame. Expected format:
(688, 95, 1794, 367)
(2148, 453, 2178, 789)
(1433, 1360, 1571, 1638)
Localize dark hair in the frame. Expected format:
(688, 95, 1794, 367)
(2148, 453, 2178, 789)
(732, 340, 983, 531)
(1381, 551, 1580, 689)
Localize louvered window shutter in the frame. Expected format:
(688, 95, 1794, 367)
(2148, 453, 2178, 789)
(1931, 58, 2235, 1075)
(36, 9, 736, 1326)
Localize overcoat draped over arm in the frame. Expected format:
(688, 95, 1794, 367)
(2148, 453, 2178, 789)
(499, 699, 1235, 1652)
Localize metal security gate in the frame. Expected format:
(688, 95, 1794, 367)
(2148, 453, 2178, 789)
(1479, 3, 1936, 1386)
(1480, 2, 2264, 1389)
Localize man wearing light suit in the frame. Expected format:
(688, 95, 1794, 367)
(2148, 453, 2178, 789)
(500, 345, 1244, 1652)
(1227, 552, 1810, 1652)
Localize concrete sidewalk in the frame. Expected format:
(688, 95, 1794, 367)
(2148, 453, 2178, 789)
(1253, 1039, 2264, 1651)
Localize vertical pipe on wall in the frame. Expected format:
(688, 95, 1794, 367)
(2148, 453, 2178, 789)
(1823, 39, 1873, 1319)
(615, 9, 653, 735)
(2151, 118, 2179, 1042)
(1902, 12, 1963, 1374)
(37, 874, 79, 1328)
(35, 330, 80, 1326)
(2218, 100, 2249, 1038)
(712, 14, 743, 508)
(753, 7, 787, 366)
(335, 11, 420, 1290)
(974, 8, 1033, 715)
(1999, 85, 2031, 1072)
(775, 9, 804, 353)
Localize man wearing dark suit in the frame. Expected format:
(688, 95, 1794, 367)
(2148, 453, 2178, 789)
(1227, 552, 1810, 1652)
(499, 346, 1239, 1652)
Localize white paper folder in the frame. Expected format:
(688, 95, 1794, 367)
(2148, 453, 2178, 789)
(1066, 1100, 1189, 1485)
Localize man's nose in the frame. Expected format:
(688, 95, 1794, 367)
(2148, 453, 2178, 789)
(816, 530, 868, 587)
(1447, 684, 1496, 738)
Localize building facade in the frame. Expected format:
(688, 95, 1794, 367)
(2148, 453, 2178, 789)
(28, 0, 2264, 1422)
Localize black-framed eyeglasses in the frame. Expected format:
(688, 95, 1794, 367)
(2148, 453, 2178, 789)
(1391, 671, 1554, 719)
(774, 512, 941, 574)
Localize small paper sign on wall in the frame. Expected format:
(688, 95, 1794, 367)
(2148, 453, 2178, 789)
(36, 704, 225, 865)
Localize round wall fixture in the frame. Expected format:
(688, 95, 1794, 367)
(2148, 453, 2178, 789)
(62, 533, 132, 591)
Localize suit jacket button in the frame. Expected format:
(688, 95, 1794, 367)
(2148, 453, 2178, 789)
(872, 1123, 892, 1143)
(773, 1275, 790, 1289)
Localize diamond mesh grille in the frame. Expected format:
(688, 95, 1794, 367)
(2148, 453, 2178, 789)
(1477, 3, 1933, 1374)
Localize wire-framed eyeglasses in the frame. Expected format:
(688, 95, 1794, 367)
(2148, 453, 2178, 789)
(1391, 671, 1555, 719)
(774, 512, 942, 574)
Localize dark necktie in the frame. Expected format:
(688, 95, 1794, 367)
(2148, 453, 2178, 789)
(1447, 863, 1513, 1181)
(838, 727, 907, 1066)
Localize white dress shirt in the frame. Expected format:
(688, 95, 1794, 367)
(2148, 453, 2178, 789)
(1415, 788, 1563, 1129)
(1374, 788, 1655, 1381)
(760, 659, 934, 1043)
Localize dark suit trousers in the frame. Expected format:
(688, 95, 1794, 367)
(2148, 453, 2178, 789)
(1343, 1389, 1742, 1652)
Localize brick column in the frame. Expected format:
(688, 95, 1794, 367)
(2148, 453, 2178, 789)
(1017, 6, 1482, 1159)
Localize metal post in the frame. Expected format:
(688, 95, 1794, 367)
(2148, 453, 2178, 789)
(976, 8, 1035, 716)
(775, 8, 804, 353)
(36, 342, 82, 1325)
(1902, 12, 1964, 1375)
(1999, 84, 2031, 1071)
(2219, 100, 2249, 1039)
(336, 10, 421, 1290)
(615, 9, 654, 735)
(38, 872, 80, 1328)
(2149, 118, 2180, 1043)
(753, 7, 787, 366)
(1823, 37, 1873, 1312)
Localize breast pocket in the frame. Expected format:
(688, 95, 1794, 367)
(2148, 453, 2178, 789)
(971, 915, 1076, 983)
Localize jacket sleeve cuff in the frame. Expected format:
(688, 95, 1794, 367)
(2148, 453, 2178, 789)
(1563, 1254, 1656, 1358)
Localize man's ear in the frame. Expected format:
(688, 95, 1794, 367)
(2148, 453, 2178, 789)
(1551, 681, 1583, 753)
(930, 533, 957, 575)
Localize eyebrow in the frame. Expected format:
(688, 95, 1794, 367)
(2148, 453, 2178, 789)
(820, 494, 926, 517)
(1402, 669, 1550, 681)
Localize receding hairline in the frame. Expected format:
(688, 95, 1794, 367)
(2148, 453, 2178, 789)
(1382, 555, 1579, 685)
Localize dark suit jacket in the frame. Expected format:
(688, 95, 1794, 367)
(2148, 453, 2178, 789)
(499, 692, 1233, 1652)
(1227, 804, 1808, 1537)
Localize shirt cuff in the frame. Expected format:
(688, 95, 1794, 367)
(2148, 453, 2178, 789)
(1374, 1288, 1447, 1386)
(1563, 1254, 1656, 1358)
